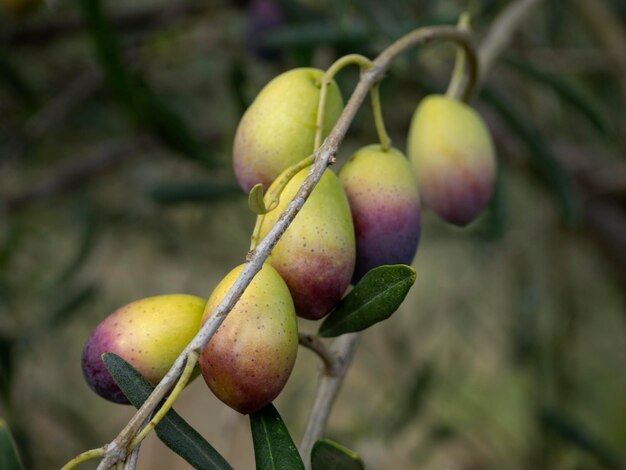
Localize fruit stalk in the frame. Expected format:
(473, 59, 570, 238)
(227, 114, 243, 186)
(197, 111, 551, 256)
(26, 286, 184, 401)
(92, 25, 477, 470)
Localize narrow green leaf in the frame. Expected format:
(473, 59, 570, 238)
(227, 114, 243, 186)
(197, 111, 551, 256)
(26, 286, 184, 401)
(149, 182, 240, 205)
(0, 55, 38, 112)
(248, 184, 268, 214)
(79, 0, 215, 166)
(262, 22, 369, 49)
(0, 335, 14, 404)
(504, 57, 611, 137)
(0, 419, 24, 470)
(540, 407, 624, 469)
(103, 353, 232, 470)
(249, 404, 304, 470)
(311, 439, 363, 470)
(480, 87, 581, 226)
(319, 265, 416, 338)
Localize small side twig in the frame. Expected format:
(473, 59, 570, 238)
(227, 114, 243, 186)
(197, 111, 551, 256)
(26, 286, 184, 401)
(298, 333, 338, 374)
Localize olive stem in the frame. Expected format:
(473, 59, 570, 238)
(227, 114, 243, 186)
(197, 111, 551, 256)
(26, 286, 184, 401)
(299, 333, 359, 467)
(127, 350, 200, 452)
(85, 25, 478, 470)
(61, 447, 105, 470)
(249, 154, 315, 251)
(313, 54, 374, 150)
(123, 432, 142, 470)
(298, 333, 339, 374)
(370, 83, 392, 150)
(446, 12, 472, 100)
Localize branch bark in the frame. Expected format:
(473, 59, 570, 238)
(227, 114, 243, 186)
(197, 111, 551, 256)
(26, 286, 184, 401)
(93, 25, 477, 470)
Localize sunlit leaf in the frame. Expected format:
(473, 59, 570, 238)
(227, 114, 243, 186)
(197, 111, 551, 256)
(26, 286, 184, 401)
(311, 439, 363, 470)
(0, 419, 23, 470)
(103, 353, 232, 470)
(319, 265, 416, 337)
(250, 404, 304, 470)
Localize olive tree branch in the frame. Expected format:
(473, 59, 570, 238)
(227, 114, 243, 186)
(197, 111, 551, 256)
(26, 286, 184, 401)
(298, 333, 359, 463)
(298, 1, 544, 465)
(77, 25, 475, 470)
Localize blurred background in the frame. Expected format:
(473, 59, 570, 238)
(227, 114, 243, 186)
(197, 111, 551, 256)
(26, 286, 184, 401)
(1, 0, 625, 468)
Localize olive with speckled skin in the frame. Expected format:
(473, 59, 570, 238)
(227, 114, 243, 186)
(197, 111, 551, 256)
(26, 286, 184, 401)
(233, 68, 343, 192)
(199, 263, 298, 414)
(339, 145, 421, 282)
(258, 168, 356, 320)
(81, 294, 205, 404)
(408, 95, 496, 226)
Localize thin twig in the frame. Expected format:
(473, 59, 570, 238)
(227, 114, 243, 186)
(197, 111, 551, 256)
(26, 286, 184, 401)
(92, 25, 477, 470)
(478, 0, 543, 85)
(299, 333, 359, 467)
(298, 333, 338, 374)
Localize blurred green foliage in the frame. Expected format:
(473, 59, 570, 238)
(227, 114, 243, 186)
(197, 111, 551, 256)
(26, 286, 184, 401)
(0, 0, 625, 468)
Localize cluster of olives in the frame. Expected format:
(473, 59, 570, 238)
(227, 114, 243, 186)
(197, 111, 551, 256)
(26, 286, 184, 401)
(82, 66, 495, 415)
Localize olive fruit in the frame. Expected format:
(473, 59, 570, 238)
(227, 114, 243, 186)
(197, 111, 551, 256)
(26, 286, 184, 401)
(199, 263, 298, 414)
(407, 95, 496, 226)
(233, 68, 343, 192)
(339, 144, 421, 281)
(258, 168, 356, 320)
(82, 294, 205, 404)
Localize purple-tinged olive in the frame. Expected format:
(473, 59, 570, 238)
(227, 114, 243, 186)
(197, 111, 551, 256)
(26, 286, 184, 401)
(339, 144, 421, 282)
(408, 95, 496, 226)
(82, 295, 205, 404)
(199, 263, 298, 414)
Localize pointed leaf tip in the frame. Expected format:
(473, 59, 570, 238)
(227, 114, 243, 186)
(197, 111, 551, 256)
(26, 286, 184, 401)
(250, 404, 304, 470)
(319, 264, 416, 337)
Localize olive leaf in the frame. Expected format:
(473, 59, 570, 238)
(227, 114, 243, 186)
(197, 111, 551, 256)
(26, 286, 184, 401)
(319, 264, 416, 337)
(0, 419, 23, 470)
(249, 404, 304, 470)
(248, 184, 269, 214)
(103, 353, 232, 470)
(311, 439, 364, 470)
